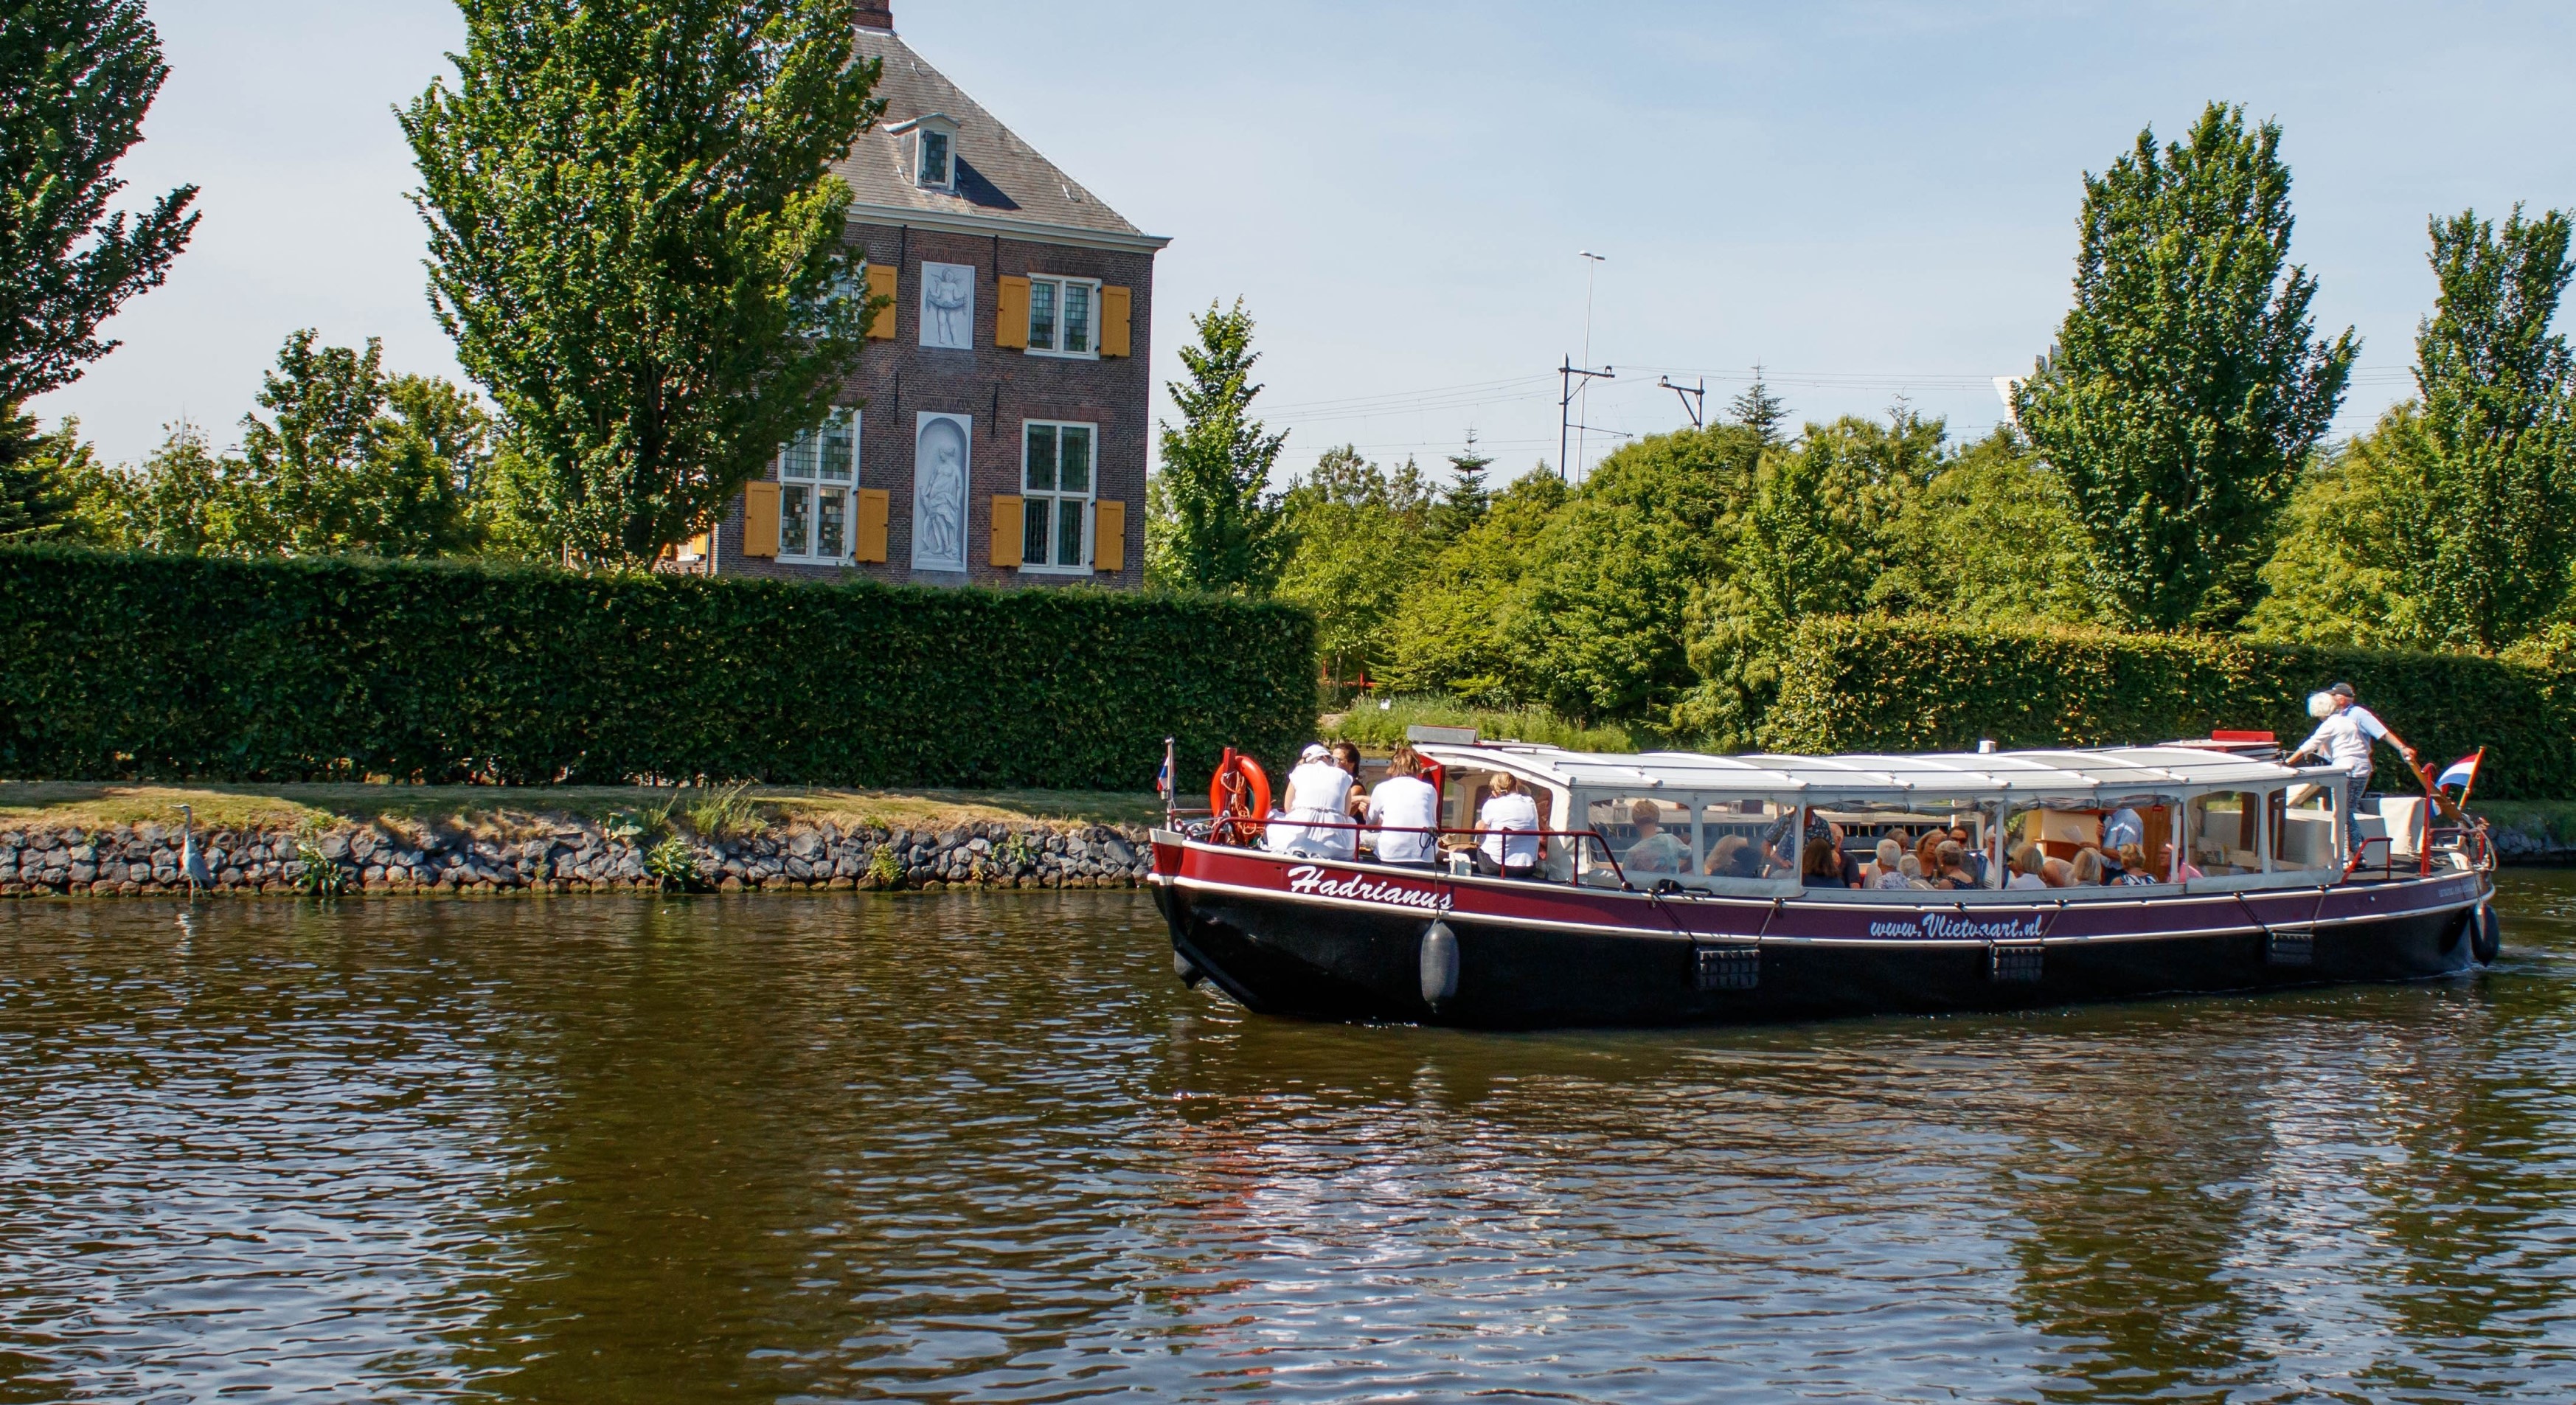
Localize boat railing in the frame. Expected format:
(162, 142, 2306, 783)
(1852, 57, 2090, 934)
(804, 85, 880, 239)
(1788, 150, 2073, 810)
(1179, 814, 1636, 889)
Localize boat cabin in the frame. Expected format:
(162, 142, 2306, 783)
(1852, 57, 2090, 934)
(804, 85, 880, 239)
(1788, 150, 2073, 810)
(1410, 740, 2424, 900)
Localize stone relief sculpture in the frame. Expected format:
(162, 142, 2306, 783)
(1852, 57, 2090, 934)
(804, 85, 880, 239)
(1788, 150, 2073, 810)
(920, 263, 973, 350)
(912, 413, 971, 572)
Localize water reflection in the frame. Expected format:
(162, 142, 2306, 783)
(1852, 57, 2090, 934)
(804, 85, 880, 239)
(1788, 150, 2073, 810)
(0, 879, 2572, 1401)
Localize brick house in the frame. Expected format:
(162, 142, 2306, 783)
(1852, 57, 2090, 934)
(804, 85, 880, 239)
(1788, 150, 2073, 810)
(692, 0, 1167, 587)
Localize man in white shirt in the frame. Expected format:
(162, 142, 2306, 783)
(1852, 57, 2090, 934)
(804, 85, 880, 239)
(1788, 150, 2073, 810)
(1365, 746, 1442, 867)
(2286, 681, 2419, 853)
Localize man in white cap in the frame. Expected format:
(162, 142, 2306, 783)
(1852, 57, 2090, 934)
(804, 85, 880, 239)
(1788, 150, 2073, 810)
(1266, 742, 1358, 858)
(2285, 681, 2419, 855)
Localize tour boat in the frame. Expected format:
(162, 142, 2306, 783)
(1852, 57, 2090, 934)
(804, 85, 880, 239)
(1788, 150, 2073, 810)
(1148, 734, 2499, 1030)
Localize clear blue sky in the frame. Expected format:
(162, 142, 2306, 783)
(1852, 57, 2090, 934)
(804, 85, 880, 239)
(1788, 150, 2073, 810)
(41, 0, 2576, 482)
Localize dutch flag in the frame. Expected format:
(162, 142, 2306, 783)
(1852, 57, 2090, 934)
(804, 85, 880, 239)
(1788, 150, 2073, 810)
(2436, 753, 2481, 791)
(1155, 752, 1173, 802)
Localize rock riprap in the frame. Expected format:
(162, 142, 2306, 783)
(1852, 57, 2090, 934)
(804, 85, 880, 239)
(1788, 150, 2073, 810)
(0, 820, 1156, 897)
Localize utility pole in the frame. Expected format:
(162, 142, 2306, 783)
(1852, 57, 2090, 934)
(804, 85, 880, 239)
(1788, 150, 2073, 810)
(1659, 375, 1707, 429)
(1570, 250, 1606, 477)
(1558, 357, 1614, 482)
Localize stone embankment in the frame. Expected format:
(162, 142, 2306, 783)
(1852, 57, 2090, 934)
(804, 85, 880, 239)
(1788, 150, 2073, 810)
(0, 819, 1156, 898)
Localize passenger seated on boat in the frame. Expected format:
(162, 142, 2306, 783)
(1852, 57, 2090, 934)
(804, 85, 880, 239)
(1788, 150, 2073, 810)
(1800, 837, 1850, 889)
(2007, 843, 2048, 889)
(1912, 832, 1945, 886)
(2114, 842, 2158, 886)
(1365, 746, 1440, 867)
(2162, 842, 2204, 881)
(2070, 848, 2107, 886)
(1266, 743, 1358, 860)
(2041, 856, 2075, 887)
(1872, 839, 1910, 890)
(1825, 822, 1863, 887)
(1704, 833, 1757, 879)
(1945, 825, 1989, 885)
(1333, 743, 1370, 822)
(1474, 772, 1542, 877)
(1622, 802, 1690, 873)
(1899, 854, 1927, 887)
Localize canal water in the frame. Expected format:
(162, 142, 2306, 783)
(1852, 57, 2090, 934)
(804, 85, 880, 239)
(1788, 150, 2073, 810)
(2, 875, 2572, 1404)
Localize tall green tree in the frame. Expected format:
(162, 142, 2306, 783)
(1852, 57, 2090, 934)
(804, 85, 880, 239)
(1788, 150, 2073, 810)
(1, 0, 199, 527)
(401, 0, 883, 566)
(0, 0, 198, 411)
(1147, 299, 1289, 594)
(2398, 205, 2576, 648)
(1510, 424, 1766, 721)
(1870, 426, 2115, 625)
(232, 330, 489, 558)
(1275, 446, 1432, 683)
(2243, 411, 2431, 648)
(2015, 102, 2356, 630)
(1382, 468, 1568, 704)
(1728, 409, 1944, 624)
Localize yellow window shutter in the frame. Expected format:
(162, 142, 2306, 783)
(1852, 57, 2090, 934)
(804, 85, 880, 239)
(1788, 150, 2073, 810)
(1100, 285, 1131, 358)
(1092, 499, 1125, 572)
(995, 276, 1030, 349)
(990, 494, 1024, 567)
(743, 482, 781, 557)
(684, 531, 711, 560)
(854, 488, 889, 563)
(864, 263, 897, 339)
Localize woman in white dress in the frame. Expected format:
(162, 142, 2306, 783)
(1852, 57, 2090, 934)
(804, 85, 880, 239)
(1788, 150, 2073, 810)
(1266, 743, 1357, 858)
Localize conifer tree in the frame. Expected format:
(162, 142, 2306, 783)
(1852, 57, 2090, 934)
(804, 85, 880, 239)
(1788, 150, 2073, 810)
(1147, 299, 1288, 594)
(2016, 103, 2355, 630)
(1426, 431, 1493, 547)
(1726, 367, 1788, 445)
(402, 0, 883, 565)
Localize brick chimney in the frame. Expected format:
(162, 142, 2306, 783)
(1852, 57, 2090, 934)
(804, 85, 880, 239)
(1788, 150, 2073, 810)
(855, 0, 893, 30)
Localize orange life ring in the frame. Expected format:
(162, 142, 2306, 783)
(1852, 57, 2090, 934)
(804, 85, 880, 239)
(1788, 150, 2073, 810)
(1208, 749, 1271, 845)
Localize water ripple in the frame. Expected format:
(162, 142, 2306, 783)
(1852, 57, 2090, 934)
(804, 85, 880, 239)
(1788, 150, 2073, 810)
(1, 878, 2572, 1402)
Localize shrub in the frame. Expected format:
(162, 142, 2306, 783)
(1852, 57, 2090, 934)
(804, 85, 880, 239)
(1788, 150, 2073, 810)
(1762, 616, 2573, 799)
(1322, 695, 1642, 754)
(0, 546, 1313, 791)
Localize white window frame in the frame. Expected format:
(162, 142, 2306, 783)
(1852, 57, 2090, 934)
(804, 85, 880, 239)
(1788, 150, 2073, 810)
(917, 128, 953, 190)
(775, 407, 861, 565)
(1016, 418, 1097, 574)
(1022, 275, 1103, 360)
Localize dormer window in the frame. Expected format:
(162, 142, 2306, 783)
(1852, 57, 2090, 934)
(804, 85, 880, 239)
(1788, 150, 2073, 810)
(890, 114, 960, 193)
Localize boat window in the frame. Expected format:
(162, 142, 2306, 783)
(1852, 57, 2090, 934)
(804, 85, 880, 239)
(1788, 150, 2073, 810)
(1582, 794, 1695, 883)
(1438, 768, 1562, 874)
(1694, 798, 1799, 883)
(2271, 784, 2340, 872)
(1819, 798, 1999, 888)
(2005, 794, 2179, 885)
(2187, 792, 2263, 875)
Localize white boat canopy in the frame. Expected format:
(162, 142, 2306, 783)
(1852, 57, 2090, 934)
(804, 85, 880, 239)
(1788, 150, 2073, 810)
(1412, 741, 2349, 801)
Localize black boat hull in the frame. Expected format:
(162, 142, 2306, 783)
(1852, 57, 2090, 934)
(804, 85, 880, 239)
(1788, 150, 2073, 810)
(1153, 856, 2490, 1030)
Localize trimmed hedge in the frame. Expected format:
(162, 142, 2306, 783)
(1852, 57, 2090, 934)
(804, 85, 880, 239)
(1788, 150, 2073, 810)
(1764, 617, 2576, 801)
(0, 546, 1314, 791)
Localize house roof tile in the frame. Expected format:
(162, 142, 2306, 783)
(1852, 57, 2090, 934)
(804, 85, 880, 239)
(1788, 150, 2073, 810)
(836, 29, 1167, 251)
